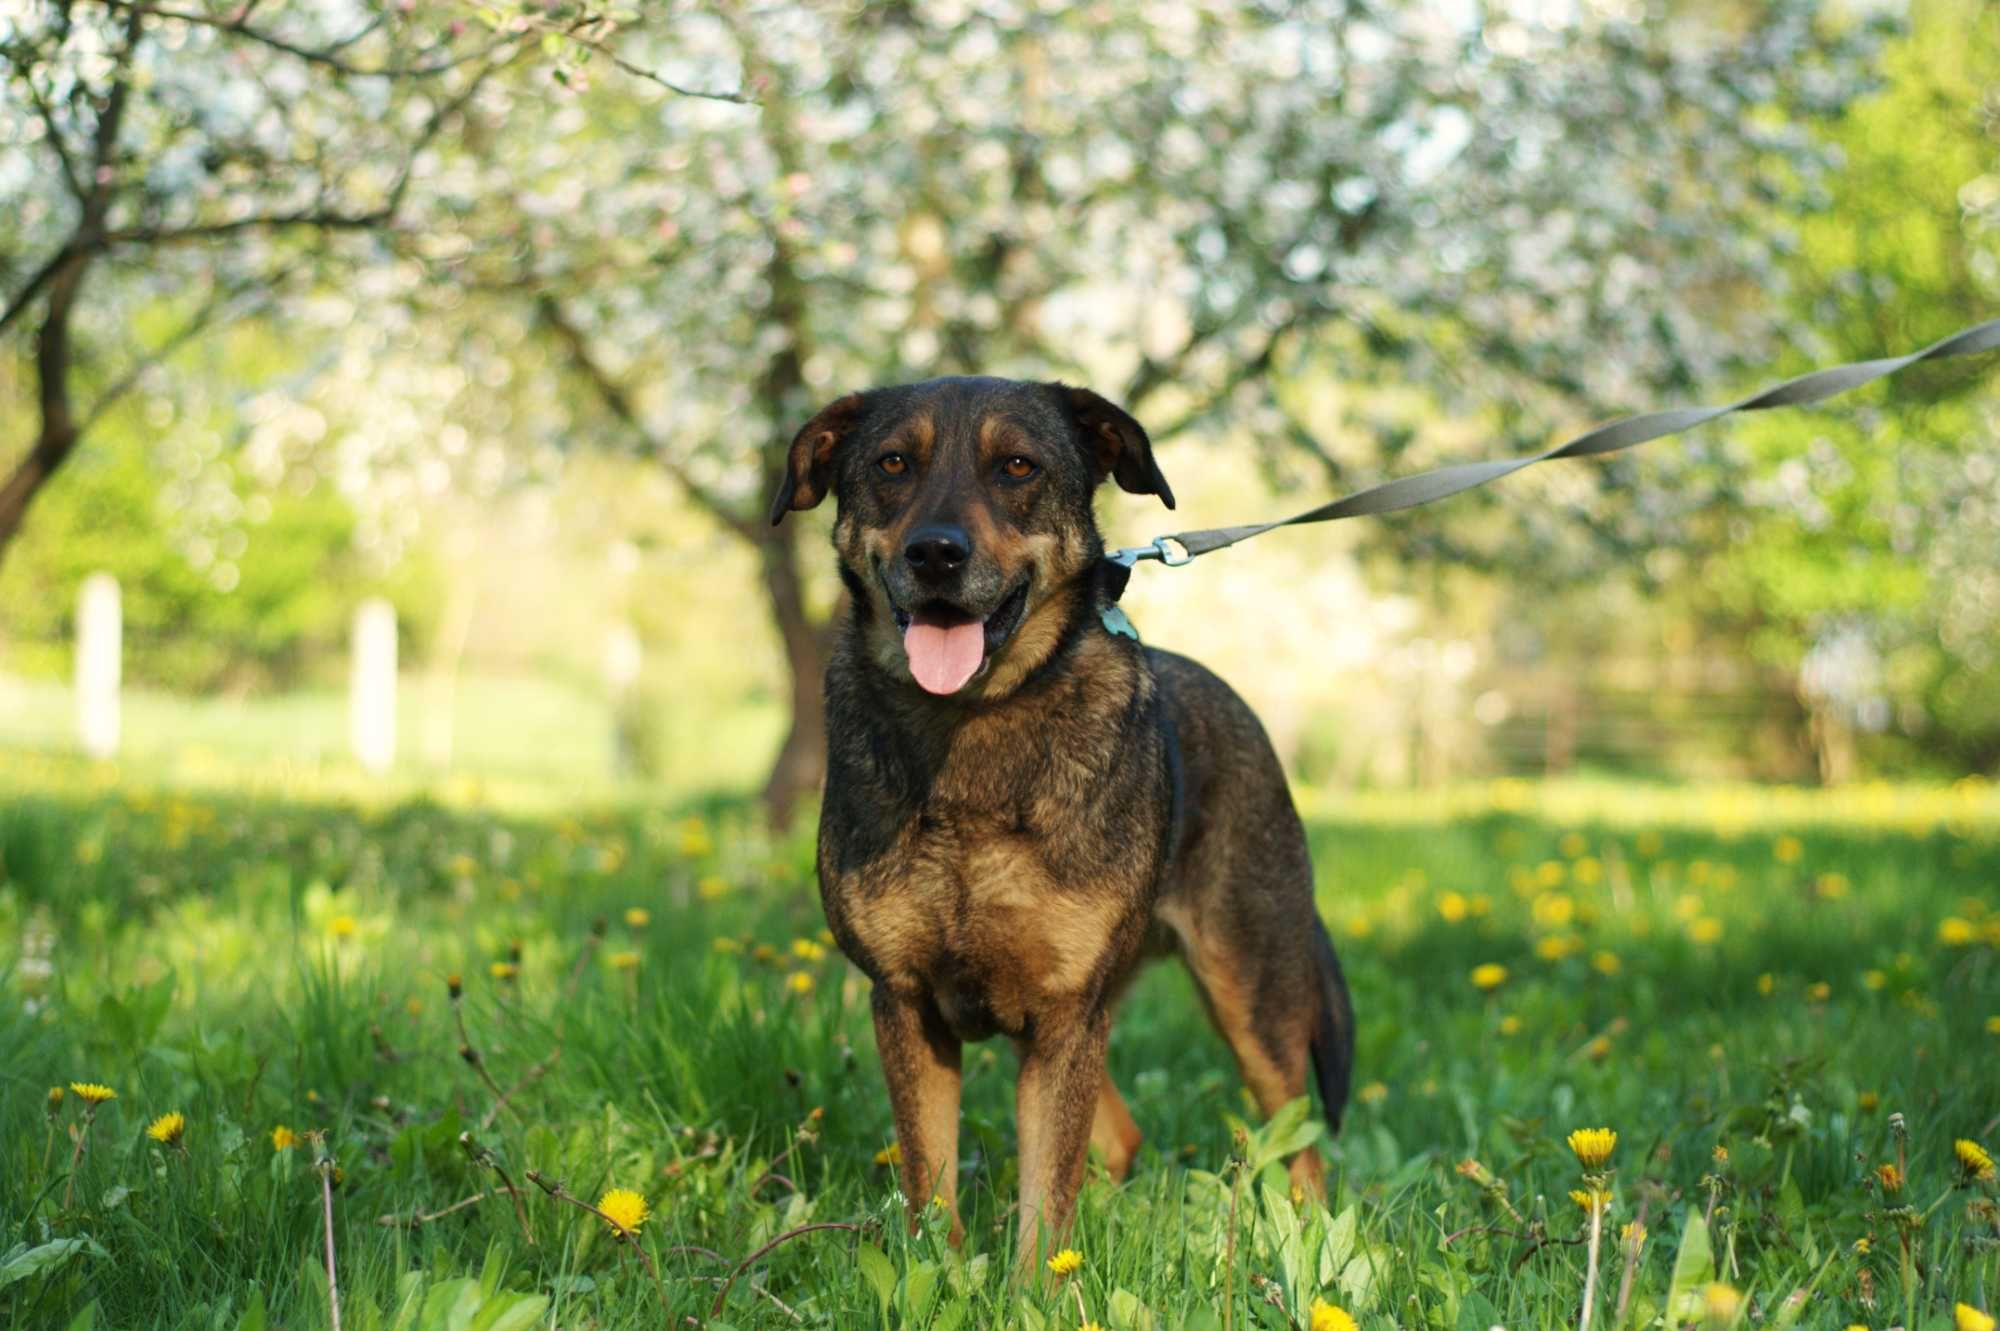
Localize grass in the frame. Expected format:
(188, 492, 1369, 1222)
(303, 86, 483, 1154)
(0, 674, 786, 802)
(1, 759, 1996, 1331)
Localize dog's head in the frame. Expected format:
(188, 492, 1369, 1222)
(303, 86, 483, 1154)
(770, 376, 1173, 699)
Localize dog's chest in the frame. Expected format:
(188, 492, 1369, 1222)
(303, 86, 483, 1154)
(836, 807, 1133, 1041)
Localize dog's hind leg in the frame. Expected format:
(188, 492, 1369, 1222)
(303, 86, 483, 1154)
(1089, 1070, 1143, 1181)
(1166, 906, 1329, 1198)
(872, 988, 965, 1245)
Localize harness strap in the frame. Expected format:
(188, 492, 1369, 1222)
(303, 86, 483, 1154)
(1104, 316, 2000, 586)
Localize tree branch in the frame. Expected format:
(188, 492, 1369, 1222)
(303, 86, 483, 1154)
(0, 245, 78, 339)
(533, 294, 758, 540)
(80, 264, 287, 432)
(92, 0, 512, 79)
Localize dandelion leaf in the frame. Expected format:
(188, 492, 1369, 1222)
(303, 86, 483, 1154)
(0, 1236, 108, 1292)
(855, 1241, 896, 1321)
(1666, 1211, 1715, 1325)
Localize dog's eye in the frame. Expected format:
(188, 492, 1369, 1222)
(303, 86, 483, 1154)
(1001, 456, 1038, 480)
(877, 453, 909, 477)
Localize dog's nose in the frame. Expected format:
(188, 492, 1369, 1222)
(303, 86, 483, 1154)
(905, 524, 971, 579)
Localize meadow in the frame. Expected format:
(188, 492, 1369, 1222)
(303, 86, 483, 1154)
(2, 755, 1997, 1331)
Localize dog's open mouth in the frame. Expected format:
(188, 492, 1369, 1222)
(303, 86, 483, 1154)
(892, 580, 1029, 695)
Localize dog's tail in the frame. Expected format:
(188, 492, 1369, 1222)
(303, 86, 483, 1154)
(1309, 917, 1356, 1134)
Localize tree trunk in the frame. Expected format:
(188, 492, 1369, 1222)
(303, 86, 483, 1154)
(0, 251, 92, 567)
(758, 518, 831, 827)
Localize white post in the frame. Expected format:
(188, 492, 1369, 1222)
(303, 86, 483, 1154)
(75, 573, 121, 760)
(605, 622, 644, 777)
(350, 598, 397, 774)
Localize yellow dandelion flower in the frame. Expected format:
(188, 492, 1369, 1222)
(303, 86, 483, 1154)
(1955, 1139, 1996, 1181)
(1532, 892, 1575, 928)
(1757, 972, 1775, 996)
(1863, 969, 1887, 991)
(488, 961, 517, 981)
(327, 914, 358, 939)
(1536, 860, 1566, 888)
(751, 943, 779, 964)
(1308, 1299, 1358, 1331)
(146, 1112, 186, 1146)
(1569, 1187, 1614, 1213)
(1621, 1221, 1647, 1252)
(1499, 1015, 1522, 1036)
(46, 1086, 64, 1115)
(596, 1187, 649, 1233)
(1356, 1081, 1389, 1105)
(1437, 891, 1470, 923)
(698, 875, 730, 900)
(1846, 1323, 1869, 1331)
(272, 1125, 300, 1151)
(1987, 1015, 2000, 1035)
(608, 950, 642, 970)
(874, 1142, 902, 1166)
(624, 907, 651, 928)
(70, 1082, 116, 1106)
(677, 818, 713, 858)
(1703, 1283, 1742, 1321)
(1957, 1306, 1997, 1331)
(712, 937, 743, 954)
(1713, 1144, 1729, 1164)
(1591, 950, 1622, 976)
(785, 971, 815, 995)
(1536, 933, 1583, 962)
(1816, 873, 1850, 899)
(1806, 981, 1831, 1003)
(1470, 963, 1508, 991)
(1689, 916, 1723, 945)
(1574, 856, 1602, 886)
(1080, 1323, 1107, 1331)
(1560, 832, 1587, 858)
(1853, 1237, 1871, 1254)
(791, 938, 827, 962)
(1876, 1163, 1903, 1194)
(1046, 1248, 1082, 1277)
(1940, 917, 1978, 946)
(1567, 1128, 1617, 1169)
(1859, 1091, 1880, 1112)
(1774, 835, 1803, 864)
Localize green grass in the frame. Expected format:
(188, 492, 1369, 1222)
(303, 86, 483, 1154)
(0, 674, 785, 805)
(1, 762, 1997, 1331)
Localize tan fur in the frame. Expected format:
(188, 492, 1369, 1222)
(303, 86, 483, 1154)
(1090, 1073, 1144, 1181)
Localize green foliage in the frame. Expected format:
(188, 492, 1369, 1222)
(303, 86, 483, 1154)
(1, 766, 1996, 1329)
(0, 431, 430, 691)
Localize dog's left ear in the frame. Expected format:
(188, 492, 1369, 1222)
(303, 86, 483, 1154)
(1054, 384, 1175, 510)
(769, 392, 870, 525)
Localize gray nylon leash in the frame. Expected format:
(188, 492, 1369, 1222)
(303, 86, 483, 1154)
(1104, 316, 2000, 585)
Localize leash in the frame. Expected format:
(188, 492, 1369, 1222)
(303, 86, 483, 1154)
(1101, 316, 2000, 599)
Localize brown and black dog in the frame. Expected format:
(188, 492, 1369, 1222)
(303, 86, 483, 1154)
(768, 376, 1354, 1265)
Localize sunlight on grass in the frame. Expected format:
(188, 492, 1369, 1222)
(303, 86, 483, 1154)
(2, 770, 1995, 1329)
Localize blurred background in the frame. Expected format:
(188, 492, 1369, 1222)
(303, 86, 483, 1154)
(2, 0, 1996, 821)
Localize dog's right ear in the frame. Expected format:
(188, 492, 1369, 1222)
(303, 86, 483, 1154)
(769, 392, 869, 525)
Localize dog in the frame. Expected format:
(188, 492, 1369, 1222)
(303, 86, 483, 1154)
(768, 376, 1355, 1265)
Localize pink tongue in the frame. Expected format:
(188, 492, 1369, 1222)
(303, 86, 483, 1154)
(903, 616, 986, 695)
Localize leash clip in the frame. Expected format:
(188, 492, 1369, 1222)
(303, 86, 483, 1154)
(1107, 536, 1193, 568)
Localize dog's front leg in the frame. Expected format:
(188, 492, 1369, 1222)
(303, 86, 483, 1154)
(871, 987, 965, 1244)
(1012, 1008, 1111, 1270)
